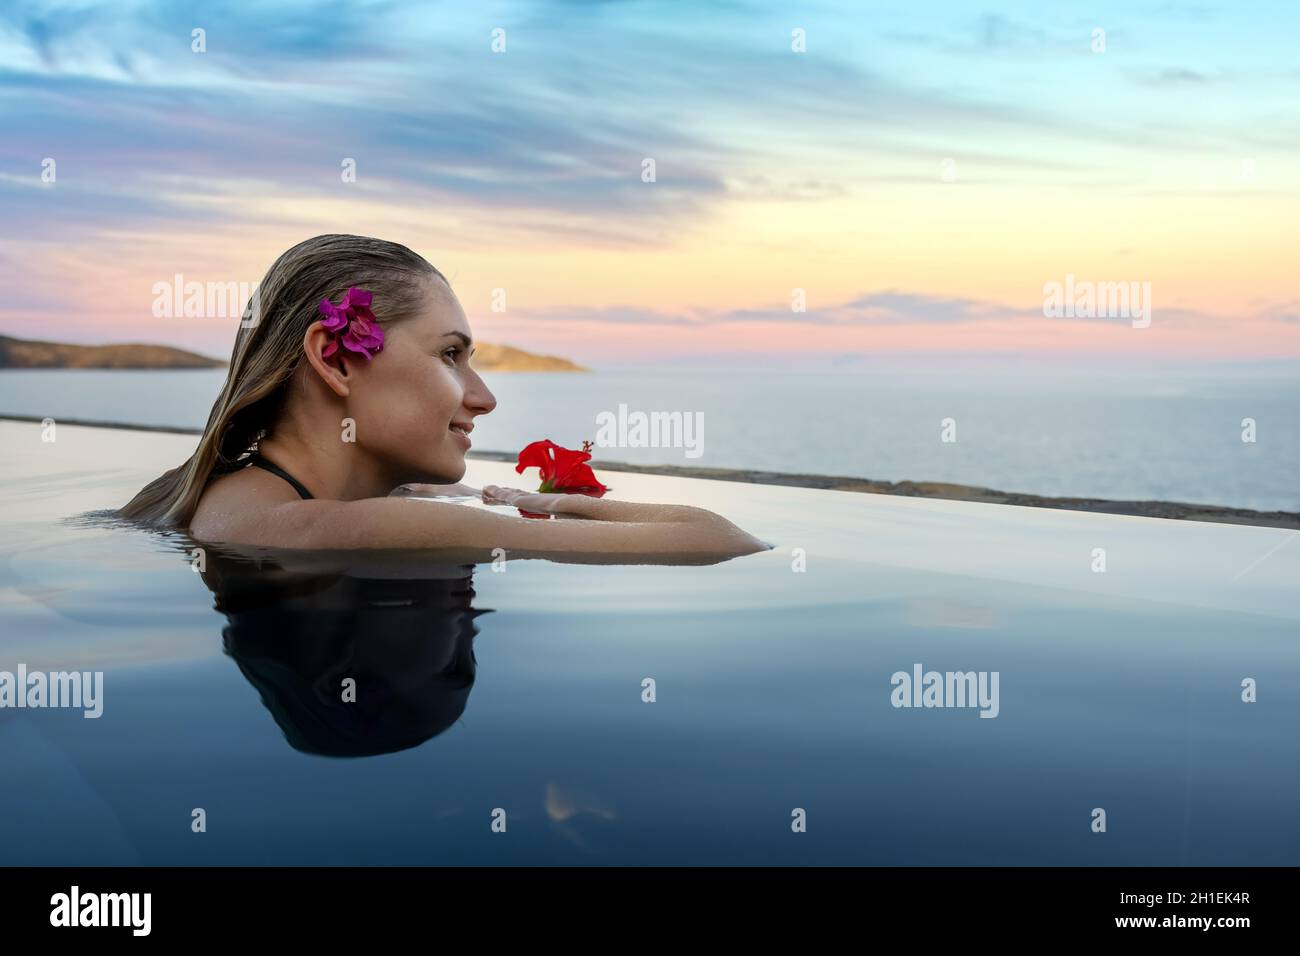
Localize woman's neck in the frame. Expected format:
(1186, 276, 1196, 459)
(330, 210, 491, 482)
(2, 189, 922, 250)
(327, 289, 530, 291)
(257, 417, 394, 501)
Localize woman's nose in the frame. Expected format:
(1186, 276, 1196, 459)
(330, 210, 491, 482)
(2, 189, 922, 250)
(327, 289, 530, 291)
(465, 370, 497, 416)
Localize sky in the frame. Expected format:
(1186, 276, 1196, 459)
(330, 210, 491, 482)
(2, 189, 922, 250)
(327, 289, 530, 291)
(1, 0, 1298, 366)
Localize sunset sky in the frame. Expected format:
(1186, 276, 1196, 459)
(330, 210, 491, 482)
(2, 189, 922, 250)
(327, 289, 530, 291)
(2, 0, 1298, 366)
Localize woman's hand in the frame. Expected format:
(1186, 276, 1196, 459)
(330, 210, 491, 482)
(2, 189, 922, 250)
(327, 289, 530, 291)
(482, 484, 564, 514)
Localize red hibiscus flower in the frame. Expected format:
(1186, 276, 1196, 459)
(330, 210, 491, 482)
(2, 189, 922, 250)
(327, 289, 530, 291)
(515, 439, 608, 495)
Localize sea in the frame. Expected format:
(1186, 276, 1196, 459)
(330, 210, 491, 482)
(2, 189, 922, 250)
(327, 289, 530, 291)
(1, 360, 1296, 512)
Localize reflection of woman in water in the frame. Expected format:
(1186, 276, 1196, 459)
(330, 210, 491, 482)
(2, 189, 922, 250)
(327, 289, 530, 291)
(199, 549, 486, 758)
(120, 234, 764, 561)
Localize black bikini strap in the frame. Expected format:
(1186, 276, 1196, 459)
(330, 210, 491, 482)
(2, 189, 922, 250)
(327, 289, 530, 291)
(248, 454, 315, 500)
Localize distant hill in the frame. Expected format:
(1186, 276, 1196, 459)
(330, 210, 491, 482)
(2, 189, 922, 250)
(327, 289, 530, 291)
(0, 335, 224, 369)
(0, 334, 586, 372)
(471, 343, 586, 372)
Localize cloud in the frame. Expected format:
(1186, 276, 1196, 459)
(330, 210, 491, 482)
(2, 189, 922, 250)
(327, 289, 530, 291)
(1255, 300, 1300, 323)
(723, 176, 849, 202)
(838, 291, 1029, 324)
(511, 291, 1067, 328)
(510, 290, 1300, 333)
(976, 13, 1050, 52)
(1139, 67, 1212, 86)
(716, 291, 1056, 326)
(0, 0, 1184, 247)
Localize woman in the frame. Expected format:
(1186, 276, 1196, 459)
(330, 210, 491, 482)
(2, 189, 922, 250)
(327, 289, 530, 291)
(121, 234, 766, 559)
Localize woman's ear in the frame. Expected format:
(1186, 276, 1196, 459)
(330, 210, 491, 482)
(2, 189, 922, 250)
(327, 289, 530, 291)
(302, 322, 352, 398)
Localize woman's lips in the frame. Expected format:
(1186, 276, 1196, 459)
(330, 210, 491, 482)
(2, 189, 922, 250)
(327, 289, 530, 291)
(449, 422, 472, 449)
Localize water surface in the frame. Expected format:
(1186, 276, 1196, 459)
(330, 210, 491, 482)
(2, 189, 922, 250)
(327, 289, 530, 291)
(0, 422, 1296, 865)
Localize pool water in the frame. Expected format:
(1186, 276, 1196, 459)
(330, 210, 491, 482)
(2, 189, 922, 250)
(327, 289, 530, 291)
(1, 422, 1297, 865)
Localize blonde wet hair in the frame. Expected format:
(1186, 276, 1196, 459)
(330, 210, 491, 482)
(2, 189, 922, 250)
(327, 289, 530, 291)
(120, 234, 441, 526)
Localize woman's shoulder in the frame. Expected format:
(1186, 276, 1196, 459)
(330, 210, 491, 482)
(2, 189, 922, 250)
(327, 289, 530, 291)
(189, 466, 305, 541)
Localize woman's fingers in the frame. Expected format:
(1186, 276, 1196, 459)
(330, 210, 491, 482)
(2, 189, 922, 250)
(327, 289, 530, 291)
(483, 485, 556, 512)
(482, 484, 527, 504)
(394, 482, 481, 497)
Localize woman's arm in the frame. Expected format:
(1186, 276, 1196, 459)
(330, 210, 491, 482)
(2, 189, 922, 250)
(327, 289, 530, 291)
(481, 484, 744, 525)
(218, 486, 769, 558)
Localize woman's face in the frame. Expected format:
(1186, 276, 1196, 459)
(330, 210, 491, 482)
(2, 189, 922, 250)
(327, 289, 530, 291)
(347, 277, 497, 485)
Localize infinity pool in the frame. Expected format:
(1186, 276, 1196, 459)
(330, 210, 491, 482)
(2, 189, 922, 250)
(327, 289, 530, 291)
(1, 421, 1297, 865)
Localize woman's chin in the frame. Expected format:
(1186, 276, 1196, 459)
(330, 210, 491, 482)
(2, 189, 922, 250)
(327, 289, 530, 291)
(395, 457, 466, 487)
(434, 458, 467, 483)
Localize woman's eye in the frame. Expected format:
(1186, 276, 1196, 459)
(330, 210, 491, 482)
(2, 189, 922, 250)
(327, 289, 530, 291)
(441, 348, 460, 364)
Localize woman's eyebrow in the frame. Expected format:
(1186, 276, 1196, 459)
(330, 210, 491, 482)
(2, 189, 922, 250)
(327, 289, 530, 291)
(441, 331, 473, 348)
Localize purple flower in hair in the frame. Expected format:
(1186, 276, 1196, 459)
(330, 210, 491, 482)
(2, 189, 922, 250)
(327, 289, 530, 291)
(318, 287, 384, 360)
